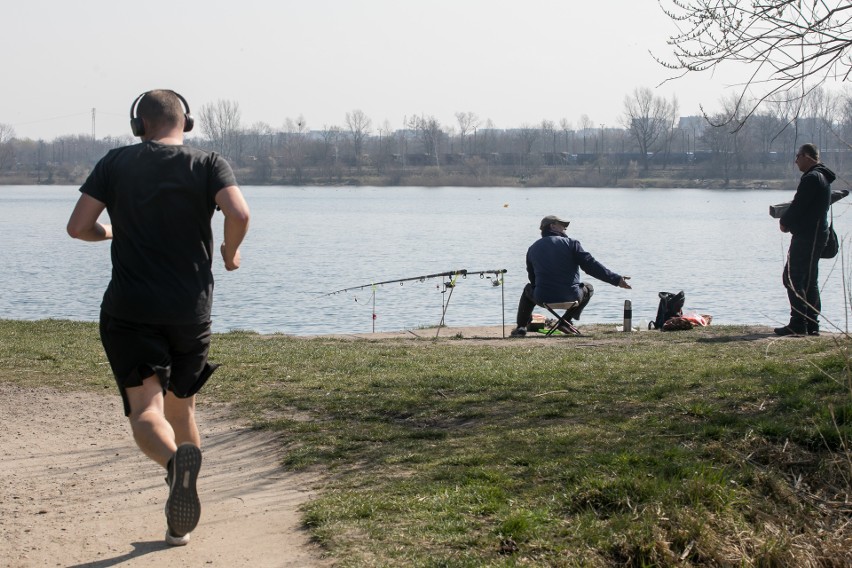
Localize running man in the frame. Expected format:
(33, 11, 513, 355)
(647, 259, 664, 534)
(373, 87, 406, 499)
(67, 89, 250, 545)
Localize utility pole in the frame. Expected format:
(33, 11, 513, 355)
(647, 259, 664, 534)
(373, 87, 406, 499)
(91, 108, 96, 140)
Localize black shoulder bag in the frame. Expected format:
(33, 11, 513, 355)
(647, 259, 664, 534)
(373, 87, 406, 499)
(821, 204, 839, 259)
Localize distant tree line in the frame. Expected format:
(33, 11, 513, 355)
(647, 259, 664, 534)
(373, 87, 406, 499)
(2, 85, 852, 188)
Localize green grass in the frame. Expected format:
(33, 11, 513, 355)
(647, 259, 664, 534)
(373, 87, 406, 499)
(2, 319, 851, 566)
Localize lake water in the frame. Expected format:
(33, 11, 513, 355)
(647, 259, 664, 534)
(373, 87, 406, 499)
(2, 185, 850, 335)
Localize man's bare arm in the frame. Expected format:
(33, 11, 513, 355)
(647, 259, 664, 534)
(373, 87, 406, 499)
(67, 194, 112, 241)
(215, 185, 250, 271)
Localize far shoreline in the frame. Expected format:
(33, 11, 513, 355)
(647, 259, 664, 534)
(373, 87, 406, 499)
(0, 177, 797, 192)
(0, 161, 801, 192)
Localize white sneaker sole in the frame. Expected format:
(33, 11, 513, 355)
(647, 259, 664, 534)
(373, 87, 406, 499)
(165, 530, 191, 546)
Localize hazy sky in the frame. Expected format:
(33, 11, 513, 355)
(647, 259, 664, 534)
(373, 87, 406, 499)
(3, 0, 751, 140)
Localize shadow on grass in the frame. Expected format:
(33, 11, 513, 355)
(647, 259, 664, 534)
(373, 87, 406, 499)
(696, 332, 777, 343)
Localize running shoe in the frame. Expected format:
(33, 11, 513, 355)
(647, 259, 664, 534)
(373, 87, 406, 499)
(165, 443, 202, 538)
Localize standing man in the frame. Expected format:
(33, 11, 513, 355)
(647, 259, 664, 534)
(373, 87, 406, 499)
(67, 89, 250, 546)
(776, 143, 834, 336)
(511, 215, 631, 337)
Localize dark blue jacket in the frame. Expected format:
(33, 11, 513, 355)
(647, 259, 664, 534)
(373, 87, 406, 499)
(526, 229, 623, 304)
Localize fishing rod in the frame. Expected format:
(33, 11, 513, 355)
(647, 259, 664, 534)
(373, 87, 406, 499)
(317, 268, 507, 298)
(318, 268, 508, 336)
(466, 268, 507, 283)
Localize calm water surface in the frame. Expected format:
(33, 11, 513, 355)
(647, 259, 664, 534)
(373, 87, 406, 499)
(2, 185, 850, 335)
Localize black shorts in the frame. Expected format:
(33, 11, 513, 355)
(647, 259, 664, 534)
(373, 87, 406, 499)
(99, 311, 219, 416)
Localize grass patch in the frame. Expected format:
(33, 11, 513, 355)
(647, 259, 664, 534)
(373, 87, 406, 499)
(2, 320, 852, 566)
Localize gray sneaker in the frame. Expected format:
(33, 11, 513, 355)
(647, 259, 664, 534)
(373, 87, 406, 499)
(510, 327, 527, 337)
(165, 443, 202, 538)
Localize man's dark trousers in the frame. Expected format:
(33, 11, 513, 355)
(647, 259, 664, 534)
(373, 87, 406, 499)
(782, 234, 826, 331)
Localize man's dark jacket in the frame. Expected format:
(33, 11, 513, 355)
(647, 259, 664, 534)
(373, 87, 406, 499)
(780, 163, 835, 239)
(526, 229, 622, 304)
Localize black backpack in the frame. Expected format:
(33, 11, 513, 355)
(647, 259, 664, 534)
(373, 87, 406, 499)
(649, 291, 685, 330)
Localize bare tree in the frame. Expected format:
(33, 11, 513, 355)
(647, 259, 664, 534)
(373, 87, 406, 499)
(345, 109, 372, 171)
(312, 124, 343, 181)
(243, 122, 275, 182)
(703, 95, 746, 184)
(408, 115, 442, 167)
(839, 87, 852, 151)
(703, 119, 737, 184)
(658, 97, 680, 167)
(657, 0, 852, 126)
(804, 87, 839, 151)
(455, 111, 480, 155)
(244, 121, 274, 159)
(621, 87, 677, 170)
(579, 114, 594, 154)
(0, 123, 15, 171)
(283, 115, 308, 134)
(199, 100, 242, 160)
(516, 124, 540, 158)
(480, 118, 496, 154)
(765, 95, 804, 151)
(282, 115, 308, 183)
(374, 120, 396, 173)
(541, 119, 557, 162)
(748, 111, 786, 168)
(559, 118, 573, 154)
(318, 125, 342, 162)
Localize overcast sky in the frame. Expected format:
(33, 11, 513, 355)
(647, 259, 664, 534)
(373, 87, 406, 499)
(3, 0, 758, 140)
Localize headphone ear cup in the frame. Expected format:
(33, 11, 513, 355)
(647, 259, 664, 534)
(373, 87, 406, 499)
(129, 92, 147, 137)
(183, 113, 194, 133)
(130, 117, 145, 137)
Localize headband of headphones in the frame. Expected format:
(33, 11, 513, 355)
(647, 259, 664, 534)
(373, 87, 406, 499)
(129, 90, 195, 137)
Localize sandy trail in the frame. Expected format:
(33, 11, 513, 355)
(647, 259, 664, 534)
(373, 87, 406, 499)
(0, 385, 330, 568)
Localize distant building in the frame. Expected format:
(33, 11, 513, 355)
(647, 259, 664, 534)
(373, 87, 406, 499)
(678, 116, 706, 135)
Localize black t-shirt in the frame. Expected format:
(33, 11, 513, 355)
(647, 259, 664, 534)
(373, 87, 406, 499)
(80, 141, 237, 324)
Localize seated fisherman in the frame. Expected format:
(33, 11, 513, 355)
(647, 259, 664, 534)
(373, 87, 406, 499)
(511, 215, 631, 336)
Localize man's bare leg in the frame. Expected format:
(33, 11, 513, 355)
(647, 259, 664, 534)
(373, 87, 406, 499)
(125, 376, 177, 468)
(126, 377, 202, 544)
(164, 392, 201, 448)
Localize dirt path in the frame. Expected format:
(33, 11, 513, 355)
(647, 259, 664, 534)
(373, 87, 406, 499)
(0, 385, 331, 568)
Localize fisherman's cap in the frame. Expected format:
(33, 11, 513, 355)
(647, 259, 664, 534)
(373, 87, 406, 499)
(540, 215, 570, 230)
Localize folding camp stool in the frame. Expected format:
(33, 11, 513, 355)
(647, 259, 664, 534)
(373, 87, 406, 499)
(541, 301, 581, 336)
